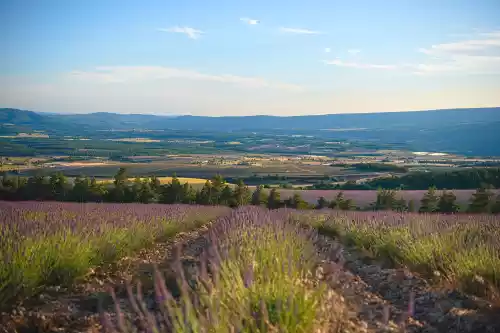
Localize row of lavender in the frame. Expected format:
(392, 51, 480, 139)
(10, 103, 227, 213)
(103, 207, 346, 332)
(297, 210, 500, 299)
(0, 201, 229, 307)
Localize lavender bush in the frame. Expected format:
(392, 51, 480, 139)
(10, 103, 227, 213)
(0, 201, 229, 306)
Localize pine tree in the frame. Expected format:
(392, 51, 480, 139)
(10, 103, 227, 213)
(337, 196, 354, 211)
(374, 188, 397, 211)
(160, 174, 184, 204)
(328, 191, 353, 210)
(284, 193, 308, 209)
(49, 172, 69, 200)
(233, 179, 251, 207)
(210, 174, 226, 204)
(437, 190, 459, 213)
(196, 180, 214, 205)
(316, 196, 329, 209)
(419, 186, 439, 213)
(467, 187, 494, 213)
(113, 167, 128, 187)
(393, 197, 408, 212)
(183, 183, 196, 204)
(131, 177, 143, 202)
(267, 188, 281, 209)
(138, 180, 156, 203)
(251, 185, 268, 206)
(149, 175, 161, 193)
(220, 185, 234, 206)
(108, 168, 129, 202)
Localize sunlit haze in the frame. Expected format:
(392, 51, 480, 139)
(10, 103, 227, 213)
(1, 0, 500, 116)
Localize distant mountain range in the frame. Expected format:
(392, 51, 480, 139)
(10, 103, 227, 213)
(1, 107, 500, 156)
(2, 107, 500, 131)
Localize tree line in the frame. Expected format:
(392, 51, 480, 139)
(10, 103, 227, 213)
(364, 167, 500, 190)
(0, 168, 499, 213)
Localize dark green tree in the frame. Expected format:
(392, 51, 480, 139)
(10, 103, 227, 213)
(219, 185, 234, 206)
(328, 192, 353, 210)
(373, 188, 397, 211)
(467, 187, 494, 213)
(49, 172, 70, 200)
(108, 168, 129, 202)
(419, 186, 439, 213)
(232, 179, 251, 207)
(316, 196, 330, 209)
(251, 185, 268, 206)
(267, 188, 282, 209)
(181, 183, 196, 204)
(393, 197, 408, 212)
(160, 174, 184, 204)
(149, 175, 162, 193)
(284, 193, 308, 209)
(70, 175, 91, 202)
(210, 174, 226, 204)
(138, 180, 156, 204)
(196, 180, 214, 205)
(113, 167, 128, 187)
(437, 190, 459, 213)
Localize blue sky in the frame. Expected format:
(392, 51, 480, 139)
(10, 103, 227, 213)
(1, 0, 500, 116)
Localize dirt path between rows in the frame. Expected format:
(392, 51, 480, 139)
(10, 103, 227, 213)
(2, 221, 499, 333)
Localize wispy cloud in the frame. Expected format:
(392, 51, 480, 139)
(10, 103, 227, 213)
(415, 30, 500, 75)
(323, 59, 397, 70)
(240, 17, 259, 25)
(324, 47, 331, 53)
(69, 66, 303, 91)
(158, 26, 204, 39)
(348, 49, 361, 55)
(279, 27, 322, 35)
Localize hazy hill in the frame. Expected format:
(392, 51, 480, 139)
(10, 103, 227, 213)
(2, 107, 499, 131)
(1, 107, 499, 155)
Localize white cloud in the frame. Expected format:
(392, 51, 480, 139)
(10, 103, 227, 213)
(240, 17, 259, 25)
(68, 66, 303, 91)
(324, 47, 331, 53)
(416, 30, 500, 75)
(323, 59, 397, 70)
(158, 26, 204, 39)
(279, 27, 322, 35)
(348, 49, 361, 55)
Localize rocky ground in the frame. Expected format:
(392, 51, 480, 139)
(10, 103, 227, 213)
(1, 224, 499, 333)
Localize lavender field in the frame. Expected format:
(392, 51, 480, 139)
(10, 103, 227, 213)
(275, 189, 500, 209)
(0, 201, 229, 306)
(1, 201, 500, 332)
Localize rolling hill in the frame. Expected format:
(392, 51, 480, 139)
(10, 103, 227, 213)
(1, 107, 499, 156)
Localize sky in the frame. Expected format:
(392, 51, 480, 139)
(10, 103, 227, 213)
(1, 0, 500, 116)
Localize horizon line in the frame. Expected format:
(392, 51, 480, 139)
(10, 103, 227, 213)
(1, 106, 499, 118)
